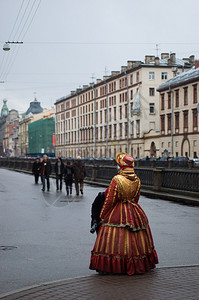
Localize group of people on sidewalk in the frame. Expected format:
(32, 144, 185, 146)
(32, 155, 86, 195)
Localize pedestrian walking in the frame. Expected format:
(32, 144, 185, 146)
(73, 156, 86, 196)
(41, 155, 52, 191)
(64, 161, 74, 196)
(55, 157, 65, 191)
(90, 152, 158, 275)
(32, 157, 41, 184)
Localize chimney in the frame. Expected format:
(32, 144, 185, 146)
(195, 60, 199, 69)
(170, 53, 176, 64)
(111, 71, 120, 77)
(189, 55, 195, 63)
(161, 53, 169, 59)
(168, 59, 172, 65)
(127, 61, 134, 69)
(96, 79, 102, 84)
(103, 75, 111, 81)
(155, 57, 160, 65)
(83, 85, 89, 89)
(121, 66, 127, 73)
(76, 88, 82, 93)
(127, 60, 142, 69)
(89, 82, 94, 86)
(183, 58, 189, 61)
(145, 55, 155, 64)
(71, 91, 76, 96)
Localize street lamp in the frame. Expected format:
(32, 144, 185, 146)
(3, 41, 23, 51)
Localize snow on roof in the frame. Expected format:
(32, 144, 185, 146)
(146, 57, 190, 67)
(157, 67, 199, 91)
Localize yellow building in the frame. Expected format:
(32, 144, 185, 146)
(18, 99, 55, 156)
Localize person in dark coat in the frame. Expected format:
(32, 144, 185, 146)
(73, 156, 86, 196)
(41, 155, 52, 191)
(32, 157, 41, 184)
(90, 192, 106, 234)
(64, 160, 74, 195)
(54, 157, 65, 191)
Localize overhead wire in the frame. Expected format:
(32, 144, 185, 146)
(12, 0, 32, 41)
(8, 0, 25, 40)
(21, 0, 42, 41)
(0, 0, 42, 82)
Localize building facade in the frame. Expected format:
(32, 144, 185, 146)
(55, 53, 194, 158)
(155, 63, 199, 158)
(28, 116, 55, 156)
(3, 110, 19, 157)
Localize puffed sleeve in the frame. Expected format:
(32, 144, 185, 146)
(100, 177, 119, 220)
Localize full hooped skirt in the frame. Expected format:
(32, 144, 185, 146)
(90, 224, 158, 275)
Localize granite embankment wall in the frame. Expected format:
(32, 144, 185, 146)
(0, 158, 199, 205)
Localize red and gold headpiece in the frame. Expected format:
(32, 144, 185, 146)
(116, 152, 134, 168)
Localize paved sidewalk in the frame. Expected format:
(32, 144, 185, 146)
(0, 265, 199, 300)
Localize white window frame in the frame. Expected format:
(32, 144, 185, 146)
(149, 72, 155, 80)
(149, 103, 155, 114)
(161, 72, 168, 80)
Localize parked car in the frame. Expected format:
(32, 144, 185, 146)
(192, 158, 199, 167)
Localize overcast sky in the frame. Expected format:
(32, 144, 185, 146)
(0, 0, 199, 113)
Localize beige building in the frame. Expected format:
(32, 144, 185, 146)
(18, 105, 55, 156)
(55, 53, 194, 158)
(154, 63, 199, 159)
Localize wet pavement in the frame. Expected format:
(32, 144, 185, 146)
(0, 168, 199, 296)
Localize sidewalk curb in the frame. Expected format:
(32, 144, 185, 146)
(1, 264, 199, 299)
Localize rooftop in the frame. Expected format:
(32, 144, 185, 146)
(157, 66, 199, 91)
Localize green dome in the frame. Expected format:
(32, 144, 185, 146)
(1, 99, 9, 117)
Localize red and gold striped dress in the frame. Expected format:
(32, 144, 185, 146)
(89, 168, 158, 275)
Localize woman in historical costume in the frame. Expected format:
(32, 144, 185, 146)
(89, 153, 158, 275)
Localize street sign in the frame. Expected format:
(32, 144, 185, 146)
(197, 103, 199, 113)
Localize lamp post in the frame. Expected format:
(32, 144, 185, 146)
(3, 41, 23, 51)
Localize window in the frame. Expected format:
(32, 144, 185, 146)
(125, 122, 128, 137)
(193, 109, 198, 131)
(161, 72, 167, 80)
(161, 94, 165, 110)
(161, 115, 165, 132)
(149, 103, 155, 114)
(114, 124, 116, 138)
(149, 88, 155, 96)
(104, 126, 107, 139)
(193, 84, 197, 103)
(183, 110, 188, 131)
(114, 107, 116, 120)
(100, 127, 103, 140)
(168, 92, 171, 109)
(184, 87, 188, 105)
(175, 90, 179, 107)
(131, 121, 134, 137)
(136, 72, 139, 82)
(109, 125, 112, 138)
(167, 114, 171, 131)
(175, 112, 179, 130)
(130, 74, 133, 85)
(136, 120, 140, 136)
(120, 106, 122, 119)
(130, 90, 133, 100)
(149, 72, 154, 80)
(109, 108, 111, 122)
(120, 123, 123, 137)
(104, 109, 107, 122)
(125, 104, 127, 118)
